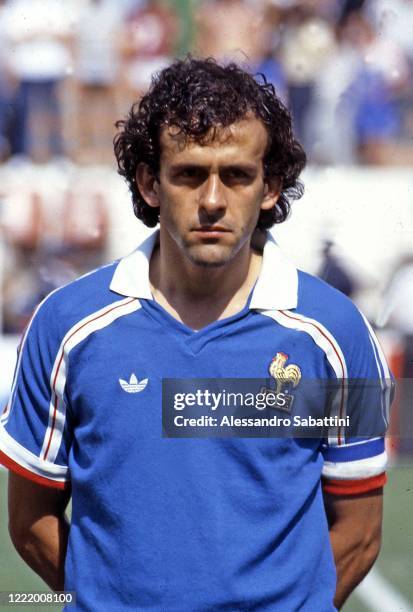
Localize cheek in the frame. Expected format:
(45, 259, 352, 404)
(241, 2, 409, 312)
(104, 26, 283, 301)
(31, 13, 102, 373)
(236, 189, 267, 218)
(165, 185, 198, 208)
(239, 182, 266, 204)
(158, 187, 179, 214)
(158, 189, 192, 232)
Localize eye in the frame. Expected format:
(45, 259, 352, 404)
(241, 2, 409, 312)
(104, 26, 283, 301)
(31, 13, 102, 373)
(228, 169, 247, 178)
(180, 168, 199, 178)
(171, 166, 209, 186)
(221, 168, 253, 183)
(175, 166, 203, 180)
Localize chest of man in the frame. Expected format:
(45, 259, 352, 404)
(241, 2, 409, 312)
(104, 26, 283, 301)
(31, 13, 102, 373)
(66, 300, 331, 442)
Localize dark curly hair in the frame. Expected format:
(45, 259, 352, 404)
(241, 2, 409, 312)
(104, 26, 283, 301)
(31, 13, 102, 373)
(114, 56, 306, 229)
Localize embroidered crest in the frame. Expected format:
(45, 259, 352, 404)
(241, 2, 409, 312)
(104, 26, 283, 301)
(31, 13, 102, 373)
(269, 352, 301, 394)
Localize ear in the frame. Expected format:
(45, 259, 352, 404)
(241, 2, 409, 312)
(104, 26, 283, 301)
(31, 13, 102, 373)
(136, 163, 160, 209)
(260, 177, 282, 211)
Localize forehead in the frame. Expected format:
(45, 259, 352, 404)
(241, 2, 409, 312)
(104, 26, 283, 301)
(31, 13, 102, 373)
(159, 116, 269, 164)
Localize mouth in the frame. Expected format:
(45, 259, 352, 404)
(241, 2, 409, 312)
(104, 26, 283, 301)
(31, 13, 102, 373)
(192, 226, 231, 238)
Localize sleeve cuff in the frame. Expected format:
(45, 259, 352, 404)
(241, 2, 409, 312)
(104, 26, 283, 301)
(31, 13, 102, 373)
(0, 450, 69, 489)
(322, 472, 387, 495)
(0, 424, 69, 489)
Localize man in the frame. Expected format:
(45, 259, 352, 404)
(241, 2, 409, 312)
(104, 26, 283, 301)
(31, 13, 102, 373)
(0, 57, 390, 610)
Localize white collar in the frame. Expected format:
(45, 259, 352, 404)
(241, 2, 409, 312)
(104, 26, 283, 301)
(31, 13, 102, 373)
(110, 230, 298, 310)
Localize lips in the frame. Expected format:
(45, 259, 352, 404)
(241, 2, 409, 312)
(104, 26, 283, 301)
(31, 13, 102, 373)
(192, 227, 231, 240)
(193, 226, 230, 233)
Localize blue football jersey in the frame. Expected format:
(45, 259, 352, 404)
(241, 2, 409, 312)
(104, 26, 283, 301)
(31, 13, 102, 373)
(0, 232, 391, 611)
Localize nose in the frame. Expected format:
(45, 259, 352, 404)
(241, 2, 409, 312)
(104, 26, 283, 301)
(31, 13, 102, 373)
(199, 173, 226, 215)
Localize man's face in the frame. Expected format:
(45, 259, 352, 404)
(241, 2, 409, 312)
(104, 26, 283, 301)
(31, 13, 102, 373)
(141, 115, 279, 267)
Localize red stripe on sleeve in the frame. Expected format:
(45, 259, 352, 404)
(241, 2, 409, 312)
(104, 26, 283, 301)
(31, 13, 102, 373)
(322, 472, 387, 496)
(0, 450, 68, 490)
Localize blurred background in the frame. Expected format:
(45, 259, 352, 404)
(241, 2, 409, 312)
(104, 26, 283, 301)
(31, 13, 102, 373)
(0, 0, 412, 610)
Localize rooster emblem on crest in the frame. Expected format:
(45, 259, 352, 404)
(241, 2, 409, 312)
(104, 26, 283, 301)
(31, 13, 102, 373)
(269, 352, 301, 394)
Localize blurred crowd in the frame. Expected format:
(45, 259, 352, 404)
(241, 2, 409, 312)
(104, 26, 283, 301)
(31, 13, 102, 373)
(1, 0, 413, 337)
(196, 0, 413, 166)
(0, 0, 182, 165)
(0, 0, 412, 167)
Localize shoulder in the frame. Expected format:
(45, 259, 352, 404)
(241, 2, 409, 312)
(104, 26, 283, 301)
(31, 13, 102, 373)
(28, 261, 127, 340)
(272, 270, 392, 383)
(296, 270, 368, 339)
(293, 270, 381, 376)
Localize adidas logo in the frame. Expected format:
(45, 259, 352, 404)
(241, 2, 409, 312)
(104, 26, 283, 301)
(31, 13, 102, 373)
(119, 374, 148, 394)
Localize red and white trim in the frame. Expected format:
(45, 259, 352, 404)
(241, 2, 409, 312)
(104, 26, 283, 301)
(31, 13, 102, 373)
(361, 313, 391, 380)
(322, 450, 387, 480)
(41, 297, 141, 463)
(0, 424, 68, 487)
(360, 312, 393, 426)
(322, 473, 387, 496)
(260, 309, 348, 445)
(1, 288, 62, 425)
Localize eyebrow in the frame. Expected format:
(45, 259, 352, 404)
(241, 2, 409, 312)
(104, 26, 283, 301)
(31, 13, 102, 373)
(169, 162, 259, 172)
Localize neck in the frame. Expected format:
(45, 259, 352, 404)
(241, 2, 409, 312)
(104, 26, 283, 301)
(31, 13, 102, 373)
(149, 229, 263, 329)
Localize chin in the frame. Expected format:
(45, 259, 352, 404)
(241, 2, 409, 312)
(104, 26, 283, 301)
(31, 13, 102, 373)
(188, 257, 229, 268)
(185, 244, 234, 268)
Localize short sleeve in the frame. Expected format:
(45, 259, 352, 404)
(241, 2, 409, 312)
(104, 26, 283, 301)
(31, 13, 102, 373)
(321, 309, 393, 496)
(0, 294, 71, 489)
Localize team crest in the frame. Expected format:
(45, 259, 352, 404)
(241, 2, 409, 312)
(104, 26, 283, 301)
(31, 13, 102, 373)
(269, 352, 301, 394)
(259, 352, 301, 413)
